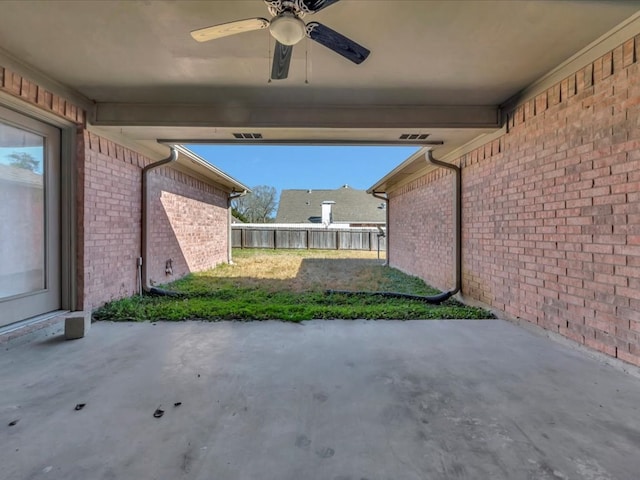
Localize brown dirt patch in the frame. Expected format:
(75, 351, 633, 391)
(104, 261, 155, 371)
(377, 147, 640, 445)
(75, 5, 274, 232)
(207, 249, 387, 292)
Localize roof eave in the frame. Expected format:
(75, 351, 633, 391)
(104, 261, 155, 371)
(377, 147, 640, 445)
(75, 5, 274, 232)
(172, 145, 251, 193)
(367, 147, 436, 194)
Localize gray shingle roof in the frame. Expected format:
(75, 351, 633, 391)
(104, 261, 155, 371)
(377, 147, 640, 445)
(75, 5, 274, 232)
(275, 186, 386, 224)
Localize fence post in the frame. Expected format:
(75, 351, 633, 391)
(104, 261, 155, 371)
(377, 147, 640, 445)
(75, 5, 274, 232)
(306, 229, 310, 250)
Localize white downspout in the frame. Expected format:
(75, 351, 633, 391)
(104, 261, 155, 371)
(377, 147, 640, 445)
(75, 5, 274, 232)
(140, 147, 178, 295)
(228, 190, 247, 265)
(371, 191, 389, 266)
(425, 149, 462, 296)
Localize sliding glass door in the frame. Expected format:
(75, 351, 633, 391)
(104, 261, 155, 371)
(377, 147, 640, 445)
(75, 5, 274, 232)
(0, 106, 60, 327)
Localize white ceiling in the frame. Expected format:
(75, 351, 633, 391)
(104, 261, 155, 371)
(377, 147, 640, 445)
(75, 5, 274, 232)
(1, 0, 639, 149)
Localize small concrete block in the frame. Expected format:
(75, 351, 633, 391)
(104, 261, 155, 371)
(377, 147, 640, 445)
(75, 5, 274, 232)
(64, 312, 91, 340)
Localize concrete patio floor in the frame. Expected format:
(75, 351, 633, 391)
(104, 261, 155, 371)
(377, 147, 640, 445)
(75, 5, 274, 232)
(2, 319, 639, 480)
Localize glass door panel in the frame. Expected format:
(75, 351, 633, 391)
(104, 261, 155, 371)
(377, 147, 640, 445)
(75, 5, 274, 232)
(0, 107, 60, 327)
(0, 125, 45, 299)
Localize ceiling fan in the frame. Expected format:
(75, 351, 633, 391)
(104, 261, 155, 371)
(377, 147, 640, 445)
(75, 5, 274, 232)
(190, 0, 370, 80)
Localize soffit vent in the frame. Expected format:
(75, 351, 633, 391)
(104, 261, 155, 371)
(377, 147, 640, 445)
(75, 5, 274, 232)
(232, 133, 263, 139)
(399, 133, 429, 140)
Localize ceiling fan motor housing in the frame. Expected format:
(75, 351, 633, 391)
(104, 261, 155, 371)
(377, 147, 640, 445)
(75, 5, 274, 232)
(269, 12, 307, 45)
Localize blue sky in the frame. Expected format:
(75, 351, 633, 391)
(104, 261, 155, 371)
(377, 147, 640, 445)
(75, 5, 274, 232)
(0, 146, 44, 174)
(186, 145, 420, 193)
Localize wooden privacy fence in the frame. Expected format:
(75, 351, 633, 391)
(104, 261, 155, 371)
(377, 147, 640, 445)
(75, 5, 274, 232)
(232, 224, 386, 251)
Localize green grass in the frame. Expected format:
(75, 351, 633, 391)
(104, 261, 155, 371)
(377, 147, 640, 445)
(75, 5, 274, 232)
(93, 290, 491, 322)
(93, 250, 492, 322)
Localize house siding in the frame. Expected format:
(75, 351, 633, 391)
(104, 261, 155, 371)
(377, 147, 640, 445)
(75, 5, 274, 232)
(389, 35, 640, 366)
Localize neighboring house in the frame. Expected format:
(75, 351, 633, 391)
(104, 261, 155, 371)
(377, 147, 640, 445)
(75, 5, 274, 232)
(275, 185, 386, 227)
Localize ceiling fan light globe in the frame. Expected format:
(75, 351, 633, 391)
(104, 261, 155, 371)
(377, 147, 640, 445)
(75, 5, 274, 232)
(269, 14, 306, 46)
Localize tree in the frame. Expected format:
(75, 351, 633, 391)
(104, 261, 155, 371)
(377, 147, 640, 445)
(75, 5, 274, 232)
(232, 194, 250, 221)
(8, 152, 39, 172)
(232, 185, 278, 223)
(231, 207, 249, 223)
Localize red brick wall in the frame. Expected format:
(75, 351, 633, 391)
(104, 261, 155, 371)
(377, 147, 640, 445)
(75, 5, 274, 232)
(81, 131, 146, 309)
(389, 169, 454, 290)
(1, 65, 233, 313)
(80, 132, 232, 309)
(0, 66, 86, 125)
(389, 35, 640, 366)
(147, 167, 229, 287)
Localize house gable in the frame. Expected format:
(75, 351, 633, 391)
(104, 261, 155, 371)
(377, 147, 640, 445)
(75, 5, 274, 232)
(276, 186, 386, 225)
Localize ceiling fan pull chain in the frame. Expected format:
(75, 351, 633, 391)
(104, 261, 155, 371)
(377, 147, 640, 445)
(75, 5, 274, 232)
(267, 32, 272, 83)
(305, 37, 309, 84)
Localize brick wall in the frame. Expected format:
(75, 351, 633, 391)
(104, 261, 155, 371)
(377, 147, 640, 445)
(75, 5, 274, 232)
(1, 64, 233, 313)
(389, 168, 454, 290)
(389, 35, 640, 366)
(81, 132, 232, 309)
(147, 167, 229, 287)
(0, 66, 86, 125)
(81, 131, 147, 309)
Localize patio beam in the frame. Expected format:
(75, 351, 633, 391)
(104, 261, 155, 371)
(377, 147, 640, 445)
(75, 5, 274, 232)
(93, 103, 501, 130)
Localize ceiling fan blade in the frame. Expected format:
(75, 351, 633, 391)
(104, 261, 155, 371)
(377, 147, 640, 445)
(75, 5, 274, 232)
(190, 18, 269, 42)
(306, 22, 370, 64)
(301, 0, 341, 13)
(271, 41, 293, 80)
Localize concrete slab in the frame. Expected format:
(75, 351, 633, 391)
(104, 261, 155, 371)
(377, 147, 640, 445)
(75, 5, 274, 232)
(1, 320, 639, 480)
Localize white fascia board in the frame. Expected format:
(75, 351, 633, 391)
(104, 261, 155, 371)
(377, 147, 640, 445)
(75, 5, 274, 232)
(171, 145, 250, 193)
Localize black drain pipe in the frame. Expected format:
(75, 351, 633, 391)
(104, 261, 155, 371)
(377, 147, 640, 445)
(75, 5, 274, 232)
(327, 150, 462, 305)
